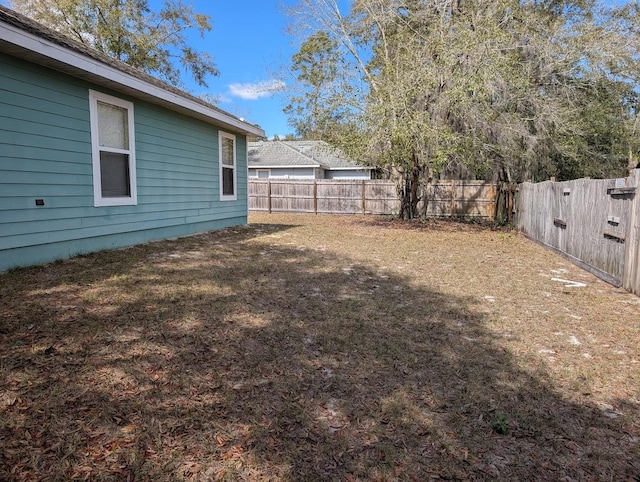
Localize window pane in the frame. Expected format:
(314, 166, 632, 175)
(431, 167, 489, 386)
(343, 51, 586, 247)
(222, 167, 234, 196)
(100, 151, 131, 197)
(222, 137, 234, 166)
(98, 101, 128, 149)
(258, 170, 269, 179)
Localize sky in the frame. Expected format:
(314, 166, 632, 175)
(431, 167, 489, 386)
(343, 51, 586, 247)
(177, 0, 300, 139)
(0, 0, 302, 137)
(5, 0, 628, 138)
(166, 0, 625, 139)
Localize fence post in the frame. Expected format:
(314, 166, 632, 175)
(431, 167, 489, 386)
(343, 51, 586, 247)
(362, 180, 366, 214)
(491, 183, 499, 221)
(623, 169, 640, 295)
(267, 180, 272, 214)
(508, 185, 515, 224)
(450, 180, 457, 217)
(314, 180, 318, 215)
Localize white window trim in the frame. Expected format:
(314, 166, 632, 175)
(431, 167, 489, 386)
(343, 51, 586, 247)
(219, 131, 237, 201)
(89, 90, 137, 207)
(257, 169, 270, 179)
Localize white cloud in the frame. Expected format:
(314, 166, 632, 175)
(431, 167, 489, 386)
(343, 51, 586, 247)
(228, 79, 285, 100)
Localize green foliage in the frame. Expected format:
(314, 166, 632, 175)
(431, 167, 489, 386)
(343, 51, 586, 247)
(286, 0, 640, 218)
(492, 412, 509, 435)
(284, 31, 352, 140)
(10, 0, 218, 88)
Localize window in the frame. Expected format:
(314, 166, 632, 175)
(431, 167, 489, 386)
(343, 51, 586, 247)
(219, 131, 237, 200)
(89, 90, 137, 206)
(257, 169, 270, 179)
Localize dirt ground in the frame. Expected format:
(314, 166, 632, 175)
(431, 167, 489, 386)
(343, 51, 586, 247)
(1, 213, 639, 480)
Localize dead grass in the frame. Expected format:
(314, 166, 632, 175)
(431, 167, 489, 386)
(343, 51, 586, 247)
(1, 213, 639, 481)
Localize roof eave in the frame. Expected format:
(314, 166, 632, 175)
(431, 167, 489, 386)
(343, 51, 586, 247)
(0, 20, 265, 137)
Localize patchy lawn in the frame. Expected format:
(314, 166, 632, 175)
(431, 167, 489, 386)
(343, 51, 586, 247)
(1, 213, 639, 481)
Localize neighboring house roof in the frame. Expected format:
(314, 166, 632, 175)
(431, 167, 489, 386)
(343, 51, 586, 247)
(0, 5, 264, 137)
(248, 140, 371, 171)
(248, 141, 321, 169)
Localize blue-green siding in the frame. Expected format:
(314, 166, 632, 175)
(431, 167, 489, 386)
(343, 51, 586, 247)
(0, 54, 248, 271)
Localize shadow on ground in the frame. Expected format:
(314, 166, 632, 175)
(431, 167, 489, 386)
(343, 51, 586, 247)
(0, 222, 638, 480)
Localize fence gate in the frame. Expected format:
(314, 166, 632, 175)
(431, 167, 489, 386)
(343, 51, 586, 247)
(516, 169, 640, 295)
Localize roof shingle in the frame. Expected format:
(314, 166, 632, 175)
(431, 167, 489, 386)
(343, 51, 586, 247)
(248, 140, 370, 170)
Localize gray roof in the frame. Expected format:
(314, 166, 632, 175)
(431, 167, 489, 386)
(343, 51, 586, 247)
(0, 5, 263, 137)
(248, 141, 322, 168)
(248, 140, 370, 170)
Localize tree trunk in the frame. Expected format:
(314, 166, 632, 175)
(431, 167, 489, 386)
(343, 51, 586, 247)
(398, 155, 422, 220)
(629, 145, 639, 175)
(399, 173, 412, 220)
(410, 162, 420, 218)
(420, 166, 435, 218)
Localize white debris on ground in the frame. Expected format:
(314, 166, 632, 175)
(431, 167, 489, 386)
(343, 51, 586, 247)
(551, 277, 587, 288)
(316, 398, 350, 434)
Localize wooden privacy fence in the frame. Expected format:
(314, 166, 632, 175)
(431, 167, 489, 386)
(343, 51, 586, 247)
(516, 169, 640, 295)
(249, 179, 498, 218)
(249, 179, 399, 215)
(422, 180, 497, 219)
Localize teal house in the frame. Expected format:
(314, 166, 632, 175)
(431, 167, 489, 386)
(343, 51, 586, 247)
(0, 6, 264, 271)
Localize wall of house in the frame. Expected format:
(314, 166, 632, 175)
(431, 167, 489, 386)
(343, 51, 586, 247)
(248, 167, 317, 179)
(325, 169, 371, 180)
(0, 54, 248, 271)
